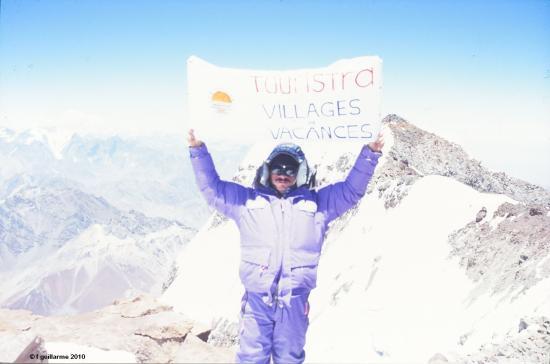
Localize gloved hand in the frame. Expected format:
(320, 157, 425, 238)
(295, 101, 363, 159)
(368, 131, 384, 153)
(188, 129, 203, 148)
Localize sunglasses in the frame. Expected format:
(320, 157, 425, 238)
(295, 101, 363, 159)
(270, 164, 297, 177)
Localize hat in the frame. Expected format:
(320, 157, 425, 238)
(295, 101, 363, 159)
(269, 154, 299, 170)
(253, 143, 316, 190)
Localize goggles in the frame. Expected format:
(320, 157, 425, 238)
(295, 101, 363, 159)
(270, 164, 297, 177)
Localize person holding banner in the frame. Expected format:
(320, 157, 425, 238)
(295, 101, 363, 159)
(188, 129, 383, 364)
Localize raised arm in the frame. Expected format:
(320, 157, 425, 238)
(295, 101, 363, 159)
(188, 129, 248, 221)
(316, 134, 384, 223)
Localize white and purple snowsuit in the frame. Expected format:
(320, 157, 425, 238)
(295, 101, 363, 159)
(189, 143, 381, 364)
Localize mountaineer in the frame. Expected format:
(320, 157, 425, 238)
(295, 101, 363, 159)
(188, 129, 383, 364)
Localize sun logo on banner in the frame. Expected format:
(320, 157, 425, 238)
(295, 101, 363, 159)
(211, 91, 232, 113)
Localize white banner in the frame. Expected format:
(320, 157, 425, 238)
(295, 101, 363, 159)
(187, 56, 383, 143)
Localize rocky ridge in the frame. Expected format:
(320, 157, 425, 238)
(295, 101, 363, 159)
(0, 180, 184, 257)
(449, 202, 550, 297)
(0, 174, 196, 316)
(458, 316, 550, 364)
(376, 115, 550, 362)
(0, 295, 234, 363)
(370, 114, 550, 209)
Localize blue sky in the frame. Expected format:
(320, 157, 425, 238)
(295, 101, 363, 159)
(1, 0, 549, 187)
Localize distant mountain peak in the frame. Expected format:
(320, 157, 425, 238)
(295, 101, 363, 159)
(0, 127, 16, 141)
(376, 114, 550, 207)
(0, 126, 76, 160)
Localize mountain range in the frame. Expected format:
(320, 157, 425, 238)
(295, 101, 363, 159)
(1, 114, 549, 363)
(0, 128, 248, 315)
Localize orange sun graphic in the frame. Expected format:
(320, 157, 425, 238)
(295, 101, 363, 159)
(211, 91, 232, 103)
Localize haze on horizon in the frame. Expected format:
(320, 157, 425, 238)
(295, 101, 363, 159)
(0, 0, 549, 188)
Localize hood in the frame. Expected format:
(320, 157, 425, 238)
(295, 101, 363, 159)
(253, 143, 316, 192)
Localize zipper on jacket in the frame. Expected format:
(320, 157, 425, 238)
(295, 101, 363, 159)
(276, 199, 285, 307)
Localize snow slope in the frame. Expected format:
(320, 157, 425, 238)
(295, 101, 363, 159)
(306, 175, 540, 363)
(162, 116, 550, 362)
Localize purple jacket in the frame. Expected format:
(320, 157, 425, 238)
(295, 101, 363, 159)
(190, 144, 380, 306)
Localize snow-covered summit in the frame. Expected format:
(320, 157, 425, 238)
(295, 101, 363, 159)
(161, 114, 550, 363)
(378, 114, 550, 207)
(0, 126, 75, 160)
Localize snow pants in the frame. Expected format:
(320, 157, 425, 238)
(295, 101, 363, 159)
(236, 290, 310, 364)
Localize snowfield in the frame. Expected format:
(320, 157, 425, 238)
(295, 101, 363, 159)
(2, 116, 549, 362)
(162, 116, 550, 362)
